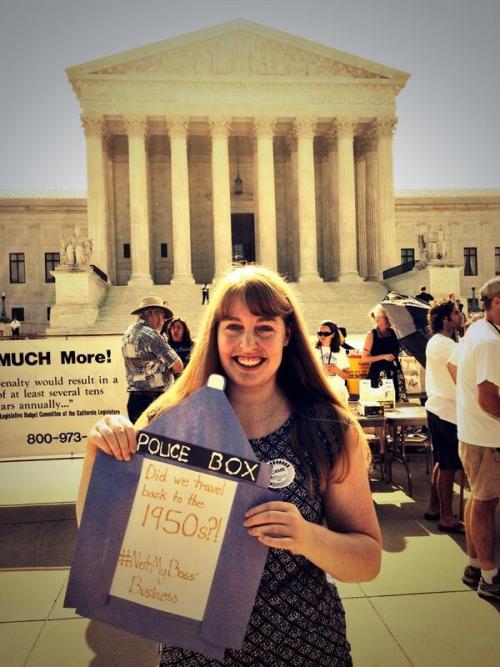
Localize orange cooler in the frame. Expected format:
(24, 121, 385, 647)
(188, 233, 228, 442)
(347, 354, 370, 397)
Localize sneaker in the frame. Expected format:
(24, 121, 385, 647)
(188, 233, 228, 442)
(478, 572, 500, 600)
(462, 565, 481, 588)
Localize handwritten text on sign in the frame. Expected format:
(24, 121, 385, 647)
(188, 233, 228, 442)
(109, 458, 237, 620)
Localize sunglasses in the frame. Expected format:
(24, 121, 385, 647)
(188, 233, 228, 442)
(317, 331, 333, 337)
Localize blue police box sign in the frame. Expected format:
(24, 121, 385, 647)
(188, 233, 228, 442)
(65, 375, 278, 660)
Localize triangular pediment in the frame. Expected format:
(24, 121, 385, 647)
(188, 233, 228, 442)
(67, 19, 409, 84)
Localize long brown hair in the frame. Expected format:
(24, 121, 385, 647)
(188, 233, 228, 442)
(165, 317, 193, 346)
(137, 265, 368, 492)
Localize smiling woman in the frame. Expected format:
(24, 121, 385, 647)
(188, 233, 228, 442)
(77, 264, 381, 666)
(217, 300, 290, 402)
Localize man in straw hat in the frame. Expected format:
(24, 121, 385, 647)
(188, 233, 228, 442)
(122, 296, 183, 423)
(454, 277, 500, 600)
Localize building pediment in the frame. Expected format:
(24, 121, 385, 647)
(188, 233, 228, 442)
(67, 19, 409, 85)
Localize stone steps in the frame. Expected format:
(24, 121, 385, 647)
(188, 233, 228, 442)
(89, 279, 388, 337)
(293, 281, 388, 335)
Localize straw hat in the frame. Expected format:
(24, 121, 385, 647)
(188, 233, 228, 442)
(131, 296, 173, 320)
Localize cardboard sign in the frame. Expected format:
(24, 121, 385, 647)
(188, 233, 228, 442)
(109, 459, 238, 621)
(65, 377, 278, 660)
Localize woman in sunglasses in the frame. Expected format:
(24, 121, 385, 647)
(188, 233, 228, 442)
(316, 321, 350, 402)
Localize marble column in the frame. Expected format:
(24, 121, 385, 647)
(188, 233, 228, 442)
(326, 130, 340, 280)
(251, 135, 260, 258)
(376, 117, 398, 274)
(295, 117, 321, 282)
(355, 135, 367, 279)
(124, 116, 153, 285)
(285, 132, 299, 281)
(364, 126, 379, 280)
(209, 118, 232, 280)
(254, 117, 278, 270)
(317, 138, 332, 280)
(81, 114, 110, 277)
(335, 118, 361, 281)
(167, 117, 194, 284)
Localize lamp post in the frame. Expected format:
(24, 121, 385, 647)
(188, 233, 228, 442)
(0, 292, 9, 323)
(234, 136, 243, 195)
(468, 285, 480, 314)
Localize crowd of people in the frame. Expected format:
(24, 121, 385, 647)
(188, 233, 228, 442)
(121, 296, 184, 423)
(422, 280, 500, 600)
(73, 268, 499, 665)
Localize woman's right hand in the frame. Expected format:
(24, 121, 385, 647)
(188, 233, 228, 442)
(384, 354, 395, 362)
(87, 414, 137, 462)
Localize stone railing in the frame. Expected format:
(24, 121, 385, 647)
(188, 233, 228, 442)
(382, 260, 415, 280)
(90, 264, 108, 284)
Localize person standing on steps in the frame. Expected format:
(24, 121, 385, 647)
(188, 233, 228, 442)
(201, 282, 210, 305)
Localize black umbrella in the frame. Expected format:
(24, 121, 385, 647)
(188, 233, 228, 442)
(381, 291, 431, 367)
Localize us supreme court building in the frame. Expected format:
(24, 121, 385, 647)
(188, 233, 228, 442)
(1, 20, 499, 333)
(69, 19, 408, 286)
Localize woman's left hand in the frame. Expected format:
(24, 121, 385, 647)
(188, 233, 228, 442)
(244, 501, 311, 555)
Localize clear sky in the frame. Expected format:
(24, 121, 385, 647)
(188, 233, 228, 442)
(0, 0, 498, 191)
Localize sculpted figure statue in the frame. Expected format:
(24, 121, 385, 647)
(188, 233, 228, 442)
(60, 236, 69, 264)
(82, 237, 93, 265)
(436, 225, 448, 259)
(417, 232, 429, 263)
(61, 227, 92, 267)
(424, 228, 439, 260)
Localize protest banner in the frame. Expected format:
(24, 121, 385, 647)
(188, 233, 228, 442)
(0, 336, 127, 459)
(65, 376, 278, 660)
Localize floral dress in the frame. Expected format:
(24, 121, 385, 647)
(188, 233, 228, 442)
(159, 415, 352, 666)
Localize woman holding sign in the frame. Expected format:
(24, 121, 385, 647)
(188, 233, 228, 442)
(78, 265, 381, 666)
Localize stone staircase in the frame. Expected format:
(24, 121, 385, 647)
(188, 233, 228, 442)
(89, 279, 388, 337)
(90, 283, 204, 336)
(293, 280, 388, 335)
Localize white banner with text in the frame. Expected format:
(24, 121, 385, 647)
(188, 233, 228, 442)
(0, 336, 127, 459)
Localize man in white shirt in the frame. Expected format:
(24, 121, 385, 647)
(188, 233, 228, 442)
(424, 299, 463, 531)
(9, 318, 20, 338)
(455, 278, 500, 601)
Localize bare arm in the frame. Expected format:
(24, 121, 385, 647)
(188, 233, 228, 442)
(361, 331, 395, 363)
(325, 364, 350, 380)
(337, 366, 350, 381)
(76, 415, 137, 524)
(161, 338, 183, 374)
(477, 380, 500, 418)
(170, 357, 184, 374)
(244, 424, 382, 582)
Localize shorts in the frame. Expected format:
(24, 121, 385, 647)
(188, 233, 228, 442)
(459, 442, 500, 502)
(426, 411, 462, 471)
